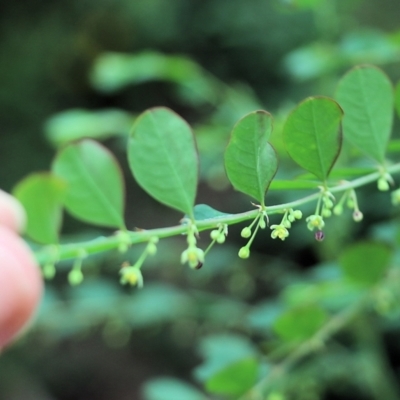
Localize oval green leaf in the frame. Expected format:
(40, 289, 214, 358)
(52, 139, 125, 229)
(336, 65, 393, 164)
(13, 173, 66, 244)
(273, 305, 327, 342)
(128, 107, 198, 218)
(224, 110, 278, 206)
(283, 96, 343, 182)
(205, 358, 259, 397)
(339, 241, 392, 286)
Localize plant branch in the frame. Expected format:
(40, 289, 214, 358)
(34, 162, 400, 266)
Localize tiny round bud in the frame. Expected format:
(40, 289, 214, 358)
(333, 204, 343, 216)
(259, 219, 266, 229)
(43, 263, 56, 280)
(238, 246, 250, 259)
(378, 178, 390, 191)
(146, 242, 157, 255)
(352, 210, 363, 222)
(322, 209, 332, 218)
(241, 227, 251, 238)
(283, 219, 291, 228)
(210, 230, 220, 240)
(323, 198, 334, 209)
(216, 234, 226, 244)
(288, 214, 295, 223)
(347, 198, 355, 208)
(315, 230, 325, 242)
(293, 210, 302, 219)
(68, 268, 84, 286)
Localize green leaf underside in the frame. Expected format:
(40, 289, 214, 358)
(143, 378, 205, 400)
(192, 204, 233, 221)
(13, 173, 65, 244)
(283, 97, 343, 182)
(52, 139, 125, 229)
(205, 358, 259, 397)
(339, 241, 392, 286)
(336, 65, 393, 164)
(128, 107, 198, 218)
(273, 305, 327, 342)
(224, 110, 278, 205)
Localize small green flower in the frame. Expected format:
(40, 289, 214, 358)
(270, 224, 289, 241)
(120, 266, 144, 288)
(181, 246, 205, 269)
(306, 215, 325, 231)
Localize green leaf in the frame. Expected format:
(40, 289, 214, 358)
(52, 139, 125, 229)
(13, 173, 65, 244)
(205, 358, 259, 397)
(44, 108, 132, 147)
(224, 110, 278, 206)
(143, 378, 205, 400)
(194, 334, 257, 383)
(128, 107, 198, 218)
(395, 80, 400, 119)
(273, 305, 327, 342)
(283, 96, 343, 181)
(339, 241, 392, 286)
(336, 65, 393, 164)
(193, 204, 232, 221)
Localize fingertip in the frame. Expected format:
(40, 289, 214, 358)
(0, 227, 42, 348)
(0, 190, 26, 233)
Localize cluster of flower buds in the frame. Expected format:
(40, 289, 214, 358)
(209, 223, 228, 244)
(270, 209, 302, 241)
(333, 189, 363, 222)
(238, 210, 269, 258)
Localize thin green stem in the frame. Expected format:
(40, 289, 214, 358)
(34, 162, 400, 266)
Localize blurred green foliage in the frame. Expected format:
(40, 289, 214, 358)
(2, 1, 400, 400)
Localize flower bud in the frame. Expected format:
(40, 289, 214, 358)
(315, 230, 325, 242)
(333, 204, 343, 216)
(352, 210, 363, 222)
(378, 178, 390, 191)
(210, 230, 220, 240)
(216, 234, 226, 244)
(241, 227, 251, 238)
(238, 246, 250, 259)
(259, 219, 266, 229)
(68, 268, 84, 286)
